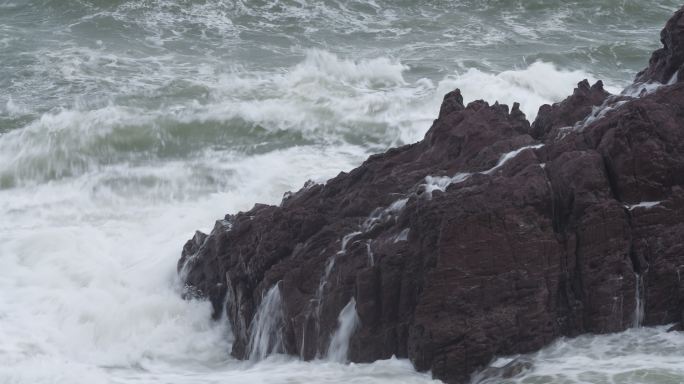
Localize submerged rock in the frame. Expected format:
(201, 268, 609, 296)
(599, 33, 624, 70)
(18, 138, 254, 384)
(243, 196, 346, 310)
(179, 7, 684, 384)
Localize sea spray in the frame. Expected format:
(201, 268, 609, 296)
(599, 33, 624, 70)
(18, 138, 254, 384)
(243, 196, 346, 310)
(247, 283, 285, 361)
(326, 298, 360, 363)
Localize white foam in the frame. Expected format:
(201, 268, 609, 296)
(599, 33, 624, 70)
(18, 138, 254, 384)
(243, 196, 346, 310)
(475, 327, 684, 384)
(0, 51, 430, 186)
(0, 134, 370, 383)
(1, 51, 616, 190)
(0, 200, 233, 380)
(106, 355, 439, 384)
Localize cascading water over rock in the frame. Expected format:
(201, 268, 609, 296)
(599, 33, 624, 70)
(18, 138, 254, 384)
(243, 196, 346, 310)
(326, 298, 361, 363)
(246, 284, 285, 361)
(633, 273, 645, 328)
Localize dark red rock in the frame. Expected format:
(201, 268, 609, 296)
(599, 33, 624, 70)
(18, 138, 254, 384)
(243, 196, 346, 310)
(530, 79, 611, 140)
(635, 6, 684, 84)
(179, 7, 684, 384)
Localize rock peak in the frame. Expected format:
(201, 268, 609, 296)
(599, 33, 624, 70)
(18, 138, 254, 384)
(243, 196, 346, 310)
(438, 89, 464, 119)
(635, 5, 684, 84)
(530, 79, 611, 140)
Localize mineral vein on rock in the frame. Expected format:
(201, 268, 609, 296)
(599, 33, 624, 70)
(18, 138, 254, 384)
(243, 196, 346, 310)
(179, 7, 684, 383)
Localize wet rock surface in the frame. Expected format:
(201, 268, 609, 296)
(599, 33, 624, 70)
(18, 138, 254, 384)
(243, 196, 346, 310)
(179, 8, 684, 384)
(635, 6, 684, 84)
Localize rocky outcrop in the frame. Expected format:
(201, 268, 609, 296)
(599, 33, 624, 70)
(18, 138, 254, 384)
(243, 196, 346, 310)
(635, 6, 684, 84)
(530, 79, 611, 140)
(179, 8, 684, 384)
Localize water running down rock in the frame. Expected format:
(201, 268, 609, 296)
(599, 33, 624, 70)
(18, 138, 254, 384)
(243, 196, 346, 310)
(326, 298, 361, 363)
(179, 6, 684, 384)
(246, 283, 285, 361)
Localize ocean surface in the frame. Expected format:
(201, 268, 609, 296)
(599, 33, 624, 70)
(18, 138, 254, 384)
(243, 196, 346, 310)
(1, 1, 684, 383)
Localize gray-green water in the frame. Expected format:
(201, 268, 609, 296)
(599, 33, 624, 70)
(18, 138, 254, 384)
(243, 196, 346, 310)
(1, 1, 683, 383)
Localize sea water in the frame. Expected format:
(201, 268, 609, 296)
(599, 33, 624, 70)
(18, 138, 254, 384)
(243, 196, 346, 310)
(1, 1, 683, 383)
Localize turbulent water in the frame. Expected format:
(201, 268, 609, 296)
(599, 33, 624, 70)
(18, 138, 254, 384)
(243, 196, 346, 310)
(1, 1, 684, 383)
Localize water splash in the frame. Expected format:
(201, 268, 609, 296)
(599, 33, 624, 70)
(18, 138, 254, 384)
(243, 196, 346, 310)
(326, 298, 360, 363)
(247, 283, 285, 361)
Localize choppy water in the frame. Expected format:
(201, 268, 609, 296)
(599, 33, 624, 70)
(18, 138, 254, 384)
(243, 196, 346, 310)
(1, 1, 683, 383)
